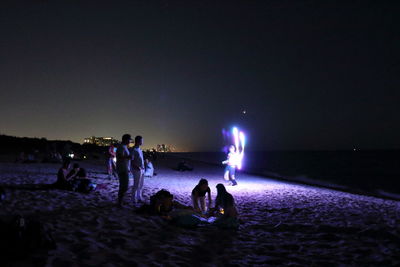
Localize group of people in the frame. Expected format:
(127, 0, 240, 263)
(114, 133, 242, 205)
(191, 179, 238, 218)
(138, 178, 238, 229)
(115, 134, 146, 206)
(51, 133, 240, 228)
(107, 141, 154, 179)
(54, 160, 96, 193)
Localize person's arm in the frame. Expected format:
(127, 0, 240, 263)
(66, 170, 76, 180)
(192, 191, 200, 211)
(222, 153, 230, 164)
(207, 189, 212, 208)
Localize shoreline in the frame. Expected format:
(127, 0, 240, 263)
(168, 152, 400, 201)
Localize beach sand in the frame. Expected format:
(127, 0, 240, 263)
(0, 158, 399, 266)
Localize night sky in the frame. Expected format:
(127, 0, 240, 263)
(0, 1, 399, 151)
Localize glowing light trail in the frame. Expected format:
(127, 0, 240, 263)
(231, 127, 246, 170)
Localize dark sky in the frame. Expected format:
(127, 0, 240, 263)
(1, 1, 399, 151)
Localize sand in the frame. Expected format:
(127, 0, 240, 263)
(0, 158, 399, 266)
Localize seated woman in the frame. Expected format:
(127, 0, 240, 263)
(191, 179, 212, 214)
(212, 184, 239, 229)
(54, 160, 73, 190)
(144, 158, 154, 177)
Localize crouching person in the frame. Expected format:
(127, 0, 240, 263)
(191, 179, 211, 214)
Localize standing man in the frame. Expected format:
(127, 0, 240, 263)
(116, 134, 132, 207)
(131, 135, 145, 203)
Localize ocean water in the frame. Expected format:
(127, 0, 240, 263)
(169, 150, 400, 196)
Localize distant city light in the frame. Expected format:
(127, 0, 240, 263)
(83, 136, 118, 146)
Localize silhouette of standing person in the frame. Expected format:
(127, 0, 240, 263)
(116, 134, 132, 207)
(131, 135, 145, 203)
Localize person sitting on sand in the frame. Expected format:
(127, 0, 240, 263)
(214, 184, 238, 217)
(212, 184, 239, 229)
(150, 189, 174, 217)
(144, 158, 154, 177)
(54, 160, 73, 190)
(177, 159, 193, 171)
(67, 163, 96, 193)
(137, 189, 191, 218)
(191, 179, 212, 214)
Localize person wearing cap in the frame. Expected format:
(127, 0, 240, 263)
(116, 134, 132, 207)
(131, 135, 145, 203)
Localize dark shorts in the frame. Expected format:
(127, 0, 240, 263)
(225, 165, 236, 176)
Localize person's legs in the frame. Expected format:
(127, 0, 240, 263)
(224, 165, 231, 184)
(107, 159, 113, 176)
(138, 171, 144, 201)
(229, 166, 238, 186)
(118, 172, 129, 206)
(132, 170, 141, 202)
(112, 161, 117, 177)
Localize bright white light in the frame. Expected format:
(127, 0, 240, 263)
(231, 127, 246, 170)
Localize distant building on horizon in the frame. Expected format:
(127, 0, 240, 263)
(83, 136, 118, 147)
(156, 144, 174, 152)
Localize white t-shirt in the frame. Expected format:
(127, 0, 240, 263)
(131, 146, 144, 170)
(227, 152, 240, 167)
(116, 144, 130, 173)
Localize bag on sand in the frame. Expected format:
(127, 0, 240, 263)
(0, 215, 56, 260)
